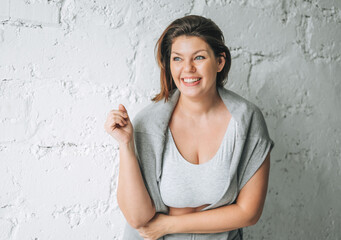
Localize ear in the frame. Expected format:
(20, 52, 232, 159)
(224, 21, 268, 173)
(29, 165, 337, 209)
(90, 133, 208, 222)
(217, 52, 226, 73)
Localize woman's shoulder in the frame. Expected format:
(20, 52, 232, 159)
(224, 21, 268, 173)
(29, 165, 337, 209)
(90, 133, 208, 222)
(219, 87, 270, 138)
(218, 87, 263, 117)
(131, 101, 161, 133)
(132, 89, 180, 134)
(132, 95, 177, 136)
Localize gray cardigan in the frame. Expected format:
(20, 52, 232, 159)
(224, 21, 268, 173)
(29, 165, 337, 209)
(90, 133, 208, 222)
(123, 86, 275, 240)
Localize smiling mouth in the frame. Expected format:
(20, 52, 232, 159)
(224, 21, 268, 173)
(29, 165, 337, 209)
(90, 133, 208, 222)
(181, 77, 201, 83)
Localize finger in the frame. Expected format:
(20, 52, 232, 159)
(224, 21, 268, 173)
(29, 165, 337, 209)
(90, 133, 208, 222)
(117, 104, 130, 121)
(114, 114, 127, 123)
(109, 110, 128, 120)
(118, 104, 127, 113)
(111, 115, 127, 127)
(110, 121, 124, 130)
(115, 119, 126, 127)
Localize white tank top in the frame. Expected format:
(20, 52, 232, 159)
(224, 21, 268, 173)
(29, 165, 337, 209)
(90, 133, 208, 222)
(159, 117, 235, 208)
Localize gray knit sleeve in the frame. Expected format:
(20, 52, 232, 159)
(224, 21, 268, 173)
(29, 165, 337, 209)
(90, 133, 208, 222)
(237, 106, 275, 191)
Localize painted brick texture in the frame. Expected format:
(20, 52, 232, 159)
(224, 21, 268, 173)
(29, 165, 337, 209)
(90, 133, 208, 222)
(0, 0, 340, 239)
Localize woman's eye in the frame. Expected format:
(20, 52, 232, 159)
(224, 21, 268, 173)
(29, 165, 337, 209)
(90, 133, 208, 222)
(173, 57, 181, 61)
(195, 56, 205, 60)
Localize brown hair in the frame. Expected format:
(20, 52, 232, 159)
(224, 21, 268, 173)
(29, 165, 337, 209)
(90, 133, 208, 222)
(151, 15, 232, 102)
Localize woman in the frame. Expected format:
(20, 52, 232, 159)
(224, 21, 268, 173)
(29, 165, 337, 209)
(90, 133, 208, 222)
(104, 15, 275, 240)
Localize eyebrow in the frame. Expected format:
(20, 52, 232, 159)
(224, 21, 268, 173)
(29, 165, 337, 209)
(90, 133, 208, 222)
(171, 49, 208, 56)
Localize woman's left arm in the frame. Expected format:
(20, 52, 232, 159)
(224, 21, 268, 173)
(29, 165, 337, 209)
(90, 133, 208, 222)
(138, 152, 270, 238)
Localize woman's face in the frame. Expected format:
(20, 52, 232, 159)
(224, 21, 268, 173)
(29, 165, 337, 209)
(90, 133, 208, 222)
(170, 35, 225, 99)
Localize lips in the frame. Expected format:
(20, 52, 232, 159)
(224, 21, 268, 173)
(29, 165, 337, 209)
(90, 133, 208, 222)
(181, 77, 201, 86)
(182, 77, 201, 83)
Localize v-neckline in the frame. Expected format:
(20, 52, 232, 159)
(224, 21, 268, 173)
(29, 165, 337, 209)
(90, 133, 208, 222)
(168, 117, 233, 166)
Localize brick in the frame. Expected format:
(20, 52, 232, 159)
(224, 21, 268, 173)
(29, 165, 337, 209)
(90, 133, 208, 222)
(204, 3, 296, 54)
(0, 0, 10, 21)
(309, 18, 341, 59)
(10, 0, 60, 26)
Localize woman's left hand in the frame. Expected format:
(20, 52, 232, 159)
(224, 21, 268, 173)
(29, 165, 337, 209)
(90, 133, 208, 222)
(137, 213, 172, 240)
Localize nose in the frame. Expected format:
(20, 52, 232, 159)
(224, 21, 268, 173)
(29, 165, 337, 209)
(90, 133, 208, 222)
(184, 60, 196, 72)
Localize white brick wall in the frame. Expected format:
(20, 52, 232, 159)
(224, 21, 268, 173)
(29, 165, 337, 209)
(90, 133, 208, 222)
(0, 0, 340, 239)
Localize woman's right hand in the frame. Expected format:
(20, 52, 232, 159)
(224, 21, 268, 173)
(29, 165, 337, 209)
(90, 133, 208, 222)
(104, 104, 134, 145)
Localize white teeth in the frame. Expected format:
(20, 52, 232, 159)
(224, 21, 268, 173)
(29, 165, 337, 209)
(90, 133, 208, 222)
(183, 78, 200, 83)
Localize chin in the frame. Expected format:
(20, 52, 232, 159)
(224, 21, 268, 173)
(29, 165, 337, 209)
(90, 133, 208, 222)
(179, 87, 205, 97)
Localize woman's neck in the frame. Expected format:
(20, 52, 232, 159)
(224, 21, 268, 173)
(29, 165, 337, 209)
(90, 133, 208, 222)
(176, 87, 221, 120)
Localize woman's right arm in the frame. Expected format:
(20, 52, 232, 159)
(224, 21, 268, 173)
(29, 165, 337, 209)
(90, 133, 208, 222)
(118, 139, 156, 228)
(104, 104, 156, 228)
